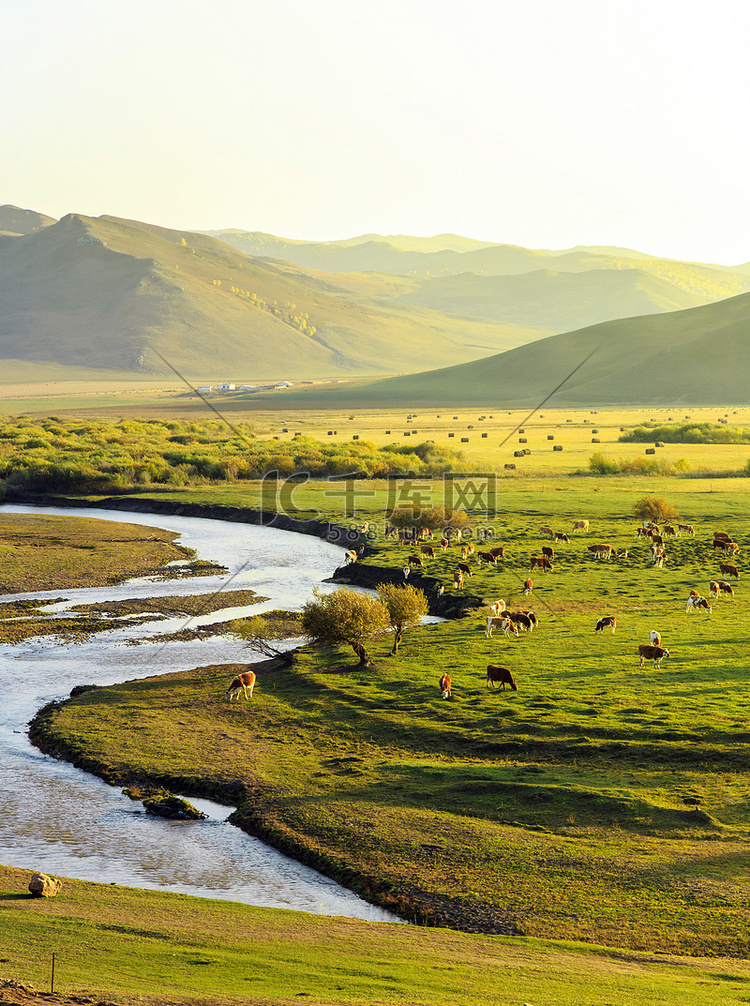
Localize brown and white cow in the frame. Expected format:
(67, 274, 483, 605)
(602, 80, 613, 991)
(419, 544, 435, 557)
(649, 630, 661, 647)
(453, 570, 464, 590)
(506, 611, 534, 632)
(441, 538, 450, 550)
(489, 599, 506, 616)
(541, 546, 555, 561)
(489, 546, 506, 559)
(554, 531, 570, 543)
(226, 670, 256, 701)
(344, 549, 358, 564)
(714, 531, 732, 543)
(677, 524, 694, 536)
(408, 554, 424, 568)
(523, 578, 533, 595)
(636, 526, 653, 538)
(539, 525, 554, 538)
(573, 520, 589, 533)
(651, 547, 666, 568)
(718, 581, 735, 598)
(477, 551, 498, 565)
(458, 562, 472, 577)
(708, 580, 720, 598)
(486, 664, 518, 690)
(439, 673, 452, 699)
(662, 525, 676, 537)
(719, 562, 739, 580)
(686, 594, 711, 614)
(638, 644, 670, 668)
(530, 556, 553, 572)
(595, 615, 616, 634)
(485, 616, 518, 638)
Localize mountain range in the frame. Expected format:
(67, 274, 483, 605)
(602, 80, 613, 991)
(1, 203, 749, 401)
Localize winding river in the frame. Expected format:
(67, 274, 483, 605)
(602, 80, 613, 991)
(0, 504, 399, 922)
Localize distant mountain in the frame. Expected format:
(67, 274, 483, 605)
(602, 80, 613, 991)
(395, 268, 706, 331)
(317, 289, 750, 406)
(0, 204, 56, 236)
(0, 213, 542, 378)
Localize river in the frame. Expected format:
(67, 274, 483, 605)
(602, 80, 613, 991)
(0, 504, 400, 922)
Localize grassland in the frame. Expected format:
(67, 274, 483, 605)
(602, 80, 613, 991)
(26, 475, 750, 960)
(7, 866, 750, 1006)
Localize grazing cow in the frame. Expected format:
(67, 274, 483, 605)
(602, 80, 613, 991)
(638, 644, 670, 668)
(554, 532, 570, 543)
(486, 664, 518, 690)
(420, 544, 435, 557)
(441, 538, 450, 550)
(677, 524, 694, 536)
(453, 571, 464, 590)
(408, 554, 424, 568)
(615, 549, 629, 559)
(651, 534, 664, 547)
(489, 546, 506, 559)
(439, 673, 452, 699)
(541, 546, 555, 561)
(506, 611, 534, 632)
(477, 551, 498, 565)
(719, 562, 739, 580)
(708, 580, 720, 598)
(458, 562, 472, 577)
(460, 545, 468, 559)
(662, 525, 676, 537)
(226, 670, 256, 701)
(530, 556, 553, 572)
(651, 547, 666, 568)
(485, 616, 518, 638)
(636, 526, 652, 538)
(649, 630, 661, 647)
(490, 599, 506, 615)
(573, 520, 589, 533)
(717, 540, 740, 555)
(686, 594, 711, 614)
(718, 581, 735, 598)
(714, 531, 732, 542)
(587, 544, 613, 560)
(539, 525, 554, 538)
(466, 543, 475, 556)
(403, 566, 411, 580)
(419, 527, 433, 540)
(595, 615, 616, 635)
(523, 578, 533, 595)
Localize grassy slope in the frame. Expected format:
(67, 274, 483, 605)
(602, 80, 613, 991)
(0, 215, 542, 380)
(5, 866, 748, 1006)
(26, 479, 750, 959)
(285, 288, 750, 407)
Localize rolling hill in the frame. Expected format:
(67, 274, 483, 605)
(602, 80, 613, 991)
(0, 203, 56, 236)
(292, 289, 750, 406)
(0, 213, 543, 378)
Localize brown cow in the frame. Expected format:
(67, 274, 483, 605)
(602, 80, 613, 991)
(554, 532, 570, 543)
(441, 538, 450, 549)
(226, 670, 256, 701)
(718, 581, 735, 598)
(523, 578, 533, 595)
(719, 562, 739, 580)
(489, 546, 506, 559)
(505, 611, 534, 632)
(662, 525, 676, 537)
(419, 544, 435, 557)
(573, 520, 589, 533)
(595, 615, 616, 634)
(708, 580, 720, 598)
(486, 664, 518, 690)
(458, 562, 472, 577)
(439, 673, 452, 699)
(541, 546, 555, 561)
(408, 554, 424, 567)
(587, 544, 613, 560)
(453, 571, 464, 590)
(686, 594, 711, 614)
(714, 531, 732, 542)
(477, 551, 498, 565)
(539, 525, 554, 538)
(530, 556, 553, 572)
(638, 644, 670, 668)
(677, 524, 694, 536)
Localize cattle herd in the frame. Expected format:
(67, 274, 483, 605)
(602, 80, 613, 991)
(228, 514, 740, 704)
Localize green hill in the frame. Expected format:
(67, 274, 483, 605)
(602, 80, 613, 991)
(0, 214, 543, 378)
(299, 289, 750, 406)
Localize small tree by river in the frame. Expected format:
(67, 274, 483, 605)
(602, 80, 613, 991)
(301, 587, 389, 667)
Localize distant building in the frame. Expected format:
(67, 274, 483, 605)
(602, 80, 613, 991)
(275, 381, 292, 389)
(239, 385, 254, 391)
(217, 383, 235, 391)
(197, 386, 213, 393)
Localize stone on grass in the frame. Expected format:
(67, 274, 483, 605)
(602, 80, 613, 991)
(28, 872, 62, 897)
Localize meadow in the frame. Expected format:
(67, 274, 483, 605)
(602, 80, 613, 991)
(5, 401, 750, 1002)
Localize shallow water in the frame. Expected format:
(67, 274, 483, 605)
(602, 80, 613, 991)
(0, 504, 400, 922)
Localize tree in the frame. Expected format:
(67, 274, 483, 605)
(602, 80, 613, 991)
(301, 588, 390, 667)
(377, 583, 429, 655)
(231, 614, 298, 664)
(632, 495, 679, 524)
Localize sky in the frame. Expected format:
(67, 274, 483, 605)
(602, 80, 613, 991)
(3, 0, 749, 264)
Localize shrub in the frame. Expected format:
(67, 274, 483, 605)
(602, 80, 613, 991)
(632, 496, 679, 524)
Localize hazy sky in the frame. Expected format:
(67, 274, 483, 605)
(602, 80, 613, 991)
(3, 0, 748, 263)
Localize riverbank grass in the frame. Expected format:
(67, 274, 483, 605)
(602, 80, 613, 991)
(2, 865, 749, 1006)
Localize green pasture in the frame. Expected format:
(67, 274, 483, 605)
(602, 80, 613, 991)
(5, 867, 750, 1006)
(29, 477, 750, 959)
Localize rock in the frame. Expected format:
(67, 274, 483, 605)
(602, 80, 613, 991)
(28, 872, 62, 897)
